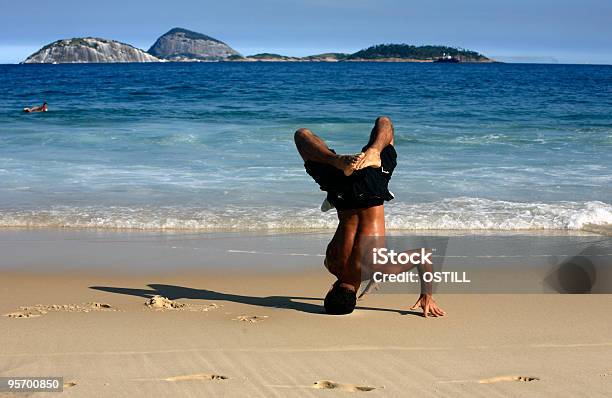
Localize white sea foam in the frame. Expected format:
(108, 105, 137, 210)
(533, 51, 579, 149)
(385, 198, 612, 231)
(0, 198, 611, 234)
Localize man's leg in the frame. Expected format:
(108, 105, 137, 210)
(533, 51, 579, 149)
(354, 116, 395, 170)
(294, 128, 362, 176)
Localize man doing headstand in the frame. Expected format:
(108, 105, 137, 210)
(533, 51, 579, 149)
(295, 116, 446, 317)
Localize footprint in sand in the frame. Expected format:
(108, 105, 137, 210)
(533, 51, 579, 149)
(233, 315, 268, 323)
(145, 295, 186, 309)
(478, 375, 539, 384)
(4, 302, 116, 318)
(163, 374, 228, 382)
(4, 311, 41, 318)
(313, 380, 377, 392)
(145, 295, 219, 312)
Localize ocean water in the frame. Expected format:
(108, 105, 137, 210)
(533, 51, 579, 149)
(0, 62, 611, 232)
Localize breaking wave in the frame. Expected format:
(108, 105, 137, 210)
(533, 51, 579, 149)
(1, 198, 611, 234)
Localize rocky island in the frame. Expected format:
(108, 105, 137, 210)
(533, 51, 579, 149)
(147, 28, 240, 61)
(22, 28, 494, 64)
(22, 38, 160, 64)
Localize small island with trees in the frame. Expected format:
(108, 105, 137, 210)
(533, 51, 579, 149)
(348, 44, 490, 62)
(231, 44, 493, 63)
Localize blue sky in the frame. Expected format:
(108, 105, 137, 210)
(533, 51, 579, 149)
(1, 0, 611, 64)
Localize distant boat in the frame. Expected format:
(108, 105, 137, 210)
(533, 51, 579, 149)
(434, 54, 460, 63)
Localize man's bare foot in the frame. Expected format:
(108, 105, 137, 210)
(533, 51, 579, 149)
(335, 153, 364, 176)
(354, 148, 381, 170)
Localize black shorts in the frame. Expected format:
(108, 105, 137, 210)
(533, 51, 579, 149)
(304, 145, 397, 210)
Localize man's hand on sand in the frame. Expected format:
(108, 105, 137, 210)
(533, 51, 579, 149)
(410, 294, 446, 318)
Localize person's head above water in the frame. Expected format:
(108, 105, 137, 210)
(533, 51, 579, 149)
(324, 283, 356, 315)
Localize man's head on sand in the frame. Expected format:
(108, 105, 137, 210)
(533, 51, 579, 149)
(324, 283, 356, 315)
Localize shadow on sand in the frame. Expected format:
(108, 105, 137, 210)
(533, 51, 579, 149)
(90, 283, 419, 316)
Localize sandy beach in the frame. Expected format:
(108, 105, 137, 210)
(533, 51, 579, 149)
(3, 4, 611, 397)
(1, 230, 611, 397)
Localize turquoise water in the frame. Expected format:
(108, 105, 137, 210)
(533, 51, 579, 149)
(0, 62, 611, 231)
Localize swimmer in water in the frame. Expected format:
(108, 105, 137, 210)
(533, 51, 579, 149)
(23, 102, 48, 113)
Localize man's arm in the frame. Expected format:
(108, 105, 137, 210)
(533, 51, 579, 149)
(359, 248, 446, 318)
(410, 255, 446, 318)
